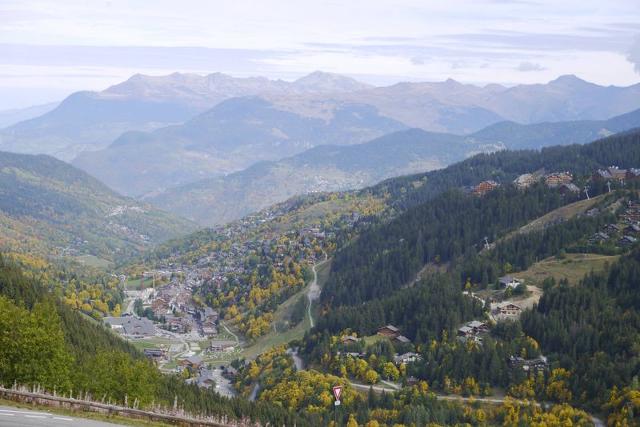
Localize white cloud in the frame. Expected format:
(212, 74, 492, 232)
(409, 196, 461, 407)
(517, 62, 545, 72)
(1, 0, 640, 108)
(628, 36, 640, 73)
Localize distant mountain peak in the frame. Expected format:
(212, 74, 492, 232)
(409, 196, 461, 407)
(549, 74, 590, 86)
(293, 71, 372, 93)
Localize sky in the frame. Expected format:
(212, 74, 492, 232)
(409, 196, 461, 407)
(1, 0, 640, 109)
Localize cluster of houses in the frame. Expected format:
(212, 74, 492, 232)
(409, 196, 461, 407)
(491, 302, 523, 320)
(513, 170, 579, 195)
(208, 339, 236, 353)
(377, 324, 412, 344)
(337, 325, 421, 366)
(472, 180, 500, 196)
(177, 355, 239, 389)
(592, 166, 640, 182)
(143, 347, 167, 361)
(508, 355, 549, 372)
(589, 201, 640, 248)
(457, 320, 489, 343)
(473, 170, 580, 197)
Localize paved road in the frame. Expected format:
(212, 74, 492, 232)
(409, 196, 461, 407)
(0, 406, 124, 426)
(349, 383, 605, 425)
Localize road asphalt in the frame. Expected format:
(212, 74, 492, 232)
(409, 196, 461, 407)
(0, 406, 124, 426)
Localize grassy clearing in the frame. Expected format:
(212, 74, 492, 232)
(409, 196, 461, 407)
(241, 260, 332, 360)
(517, 253, 619, 286)
(71, 254, 112, 269)
(130, 337, 175, 351)
(125, 277, 145, 290)
(362, 334, 390, 346)
(505, 195, 605, 241)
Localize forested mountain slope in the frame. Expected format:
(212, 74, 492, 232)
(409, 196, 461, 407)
(74, 97, 406, 196)
(145, 128, 469, 225)
(324, 129, 640, 307)
(368, 127, 640, 211)
(0, 256, 306, 426)
(146, 108, 640, 226)
(298, 129, 640, 424)
(0, 151, 196, 263)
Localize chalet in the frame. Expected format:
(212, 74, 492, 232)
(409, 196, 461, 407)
(589, 232, 610, 243)
(593, 167, 627, 182)
(196, 369, 216, 388)
(492, 302, 522, 319)
(143, 348, 167, 360)
(467, 320, 489, 333)
(202, 325, 218, 337)
(604, 223, 622, 234)
(340, 335, 360, 344)
(623, 202, 640, 222)
(558, 183, 580, 195)
(457, 325, 474, 338)
(499, 276, 522, 290)
(625, 224, 640, 234)
(626, 168, 640, 181)
(508, 355, 548, 372)
(166, 317, 189, 334)
(457, 320, 489, 339)
(223, 366, 239, 379)
(393, 352, 422, 365)
(544, 172, 572, 188)
(199, 307, 219, 323)
(104, 316, 156, 338)
(394, 335, 411, 344)
(513, 173, 538, 189)
(180, 355, 203, 370)
(619, 235, 638, 247)
(377, 325, 400, 338)
(473, 180, 499, 196)
(209, 340, 236, 352)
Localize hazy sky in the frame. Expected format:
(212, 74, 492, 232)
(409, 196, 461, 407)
(1, 0, 640, 109)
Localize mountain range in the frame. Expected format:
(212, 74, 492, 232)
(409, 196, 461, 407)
(2, 72, 640, 163)
(0, 71, 373, 161)
(72, 96, 406, 196)
(145, 107, 640, 225)
(2, 71, 640, 227)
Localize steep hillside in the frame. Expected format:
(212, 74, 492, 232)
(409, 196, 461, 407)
(73, 97, 406, 196)
(316, 129, 640, 307)
(0, 102, 59, 128)
(0, 92, 195, 161)
(0, 151, 196, 262)
(145, 128, 470, 225)
(471, 107, 640, 150)
(147, 108, 640, 226)
(0, 258, 305, 426)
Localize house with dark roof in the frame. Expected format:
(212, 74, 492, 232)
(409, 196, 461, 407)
(180, 355, 204, 370)
(499, 276, 522, 289)
(377, 325, 400, 338)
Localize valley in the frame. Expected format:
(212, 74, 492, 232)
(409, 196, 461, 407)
(2, 59, 640, 426)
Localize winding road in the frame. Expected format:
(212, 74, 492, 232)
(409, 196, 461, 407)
(307, 254, 329, 328)
(348, 381, 605, 426)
